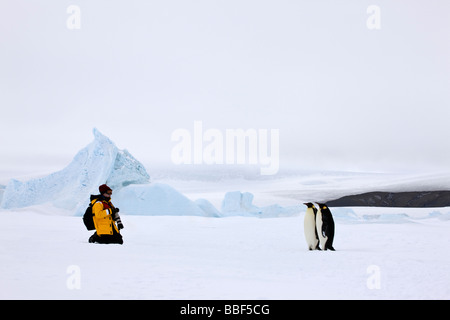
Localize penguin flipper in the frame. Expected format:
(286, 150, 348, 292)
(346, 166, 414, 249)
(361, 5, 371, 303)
(322, 223, 329, 237)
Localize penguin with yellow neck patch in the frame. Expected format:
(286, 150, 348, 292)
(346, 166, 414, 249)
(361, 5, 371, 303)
(303, 202, 321, 250)
(316, 203, 336, 251)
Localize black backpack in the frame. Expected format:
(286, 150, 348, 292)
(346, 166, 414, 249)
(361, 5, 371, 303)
(82, 195, 99, 231)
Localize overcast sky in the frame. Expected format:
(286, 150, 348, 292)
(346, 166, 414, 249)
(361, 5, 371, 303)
(1, 0, 449, 175)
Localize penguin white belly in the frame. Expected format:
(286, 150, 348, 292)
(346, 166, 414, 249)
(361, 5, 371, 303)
(304, 209, 318, 250)
(316, 209, 328, 249)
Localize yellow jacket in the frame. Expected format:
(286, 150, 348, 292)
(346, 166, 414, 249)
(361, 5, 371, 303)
(92, 198, 119, 235)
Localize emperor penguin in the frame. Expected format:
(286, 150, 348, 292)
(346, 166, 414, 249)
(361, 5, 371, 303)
(303, 203, 320, 250)
(316, 203, 336, 251)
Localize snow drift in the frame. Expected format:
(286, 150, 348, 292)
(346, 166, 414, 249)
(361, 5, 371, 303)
(0, 128, 150, 214)
(221, 191, 300, 218)
(113, 183, 219, 217)
(114, 187, 296, 218)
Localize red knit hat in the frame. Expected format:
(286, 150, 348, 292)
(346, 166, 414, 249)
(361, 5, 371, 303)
(99, 184, 112, 194)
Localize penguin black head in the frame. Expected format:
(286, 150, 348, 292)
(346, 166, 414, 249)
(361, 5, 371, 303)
(317, 203, 328, 210)
(303, 202, 315, 208)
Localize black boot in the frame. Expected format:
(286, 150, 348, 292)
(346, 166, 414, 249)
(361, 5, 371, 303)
(88, 232, 98, 243)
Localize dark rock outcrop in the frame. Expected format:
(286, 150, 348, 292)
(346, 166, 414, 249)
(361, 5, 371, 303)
(327, 191, 450, 208)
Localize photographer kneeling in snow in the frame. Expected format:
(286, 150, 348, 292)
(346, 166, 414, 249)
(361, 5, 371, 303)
(89, 184, 124, 245)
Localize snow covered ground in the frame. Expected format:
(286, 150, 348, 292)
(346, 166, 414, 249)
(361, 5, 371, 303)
(1, 130, 449, 299)
(1, 202, 449, 299)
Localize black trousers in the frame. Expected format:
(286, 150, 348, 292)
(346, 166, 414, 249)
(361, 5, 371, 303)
(89, 228, 123, 245)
